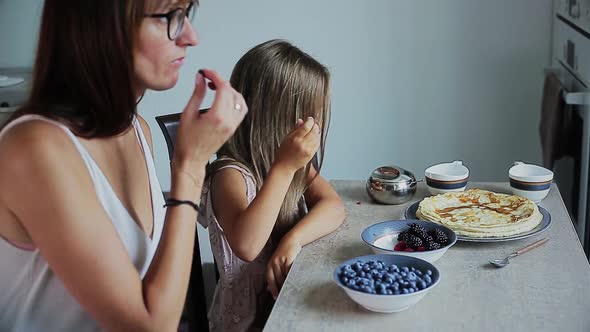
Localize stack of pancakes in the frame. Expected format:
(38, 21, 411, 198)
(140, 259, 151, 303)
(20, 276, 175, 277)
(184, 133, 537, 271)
(416, 189, 543, 238)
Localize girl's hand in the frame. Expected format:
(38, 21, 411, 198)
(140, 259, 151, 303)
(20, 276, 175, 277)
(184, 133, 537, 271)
(173, 69, 248, 173)
(266, 236, 302, 299)
(274, 117, 320, 174)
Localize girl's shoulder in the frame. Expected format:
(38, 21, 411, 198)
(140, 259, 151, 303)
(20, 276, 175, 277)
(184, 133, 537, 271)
(207, 158, 257, 200)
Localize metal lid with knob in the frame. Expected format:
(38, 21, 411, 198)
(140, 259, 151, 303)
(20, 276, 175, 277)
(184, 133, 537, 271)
(366, 165, 419, 205)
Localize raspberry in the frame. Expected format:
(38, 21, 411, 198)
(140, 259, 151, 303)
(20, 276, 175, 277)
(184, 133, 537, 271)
(416, 246, 426, 252)
(404, 247, 414, 252)
(394, 241, 406, 251)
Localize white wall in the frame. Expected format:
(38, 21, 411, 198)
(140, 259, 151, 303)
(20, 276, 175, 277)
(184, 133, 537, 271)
(141, 0, 552, 190)
(0, 0, 43, 67)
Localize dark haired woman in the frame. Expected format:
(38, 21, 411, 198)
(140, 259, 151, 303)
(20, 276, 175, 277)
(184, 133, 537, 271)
(0, 1, 246, 331)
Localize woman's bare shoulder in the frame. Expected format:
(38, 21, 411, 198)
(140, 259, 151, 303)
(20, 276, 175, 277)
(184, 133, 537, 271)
(0, 120, 85, 186)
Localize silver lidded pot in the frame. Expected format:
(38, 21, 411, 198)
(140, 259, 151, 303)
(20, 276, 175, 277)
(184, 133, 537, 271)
(366, 165, 419, 204)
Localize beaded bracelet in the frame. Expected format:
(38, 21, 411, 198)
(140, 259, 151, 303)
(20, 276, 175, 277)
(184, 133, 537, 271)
(163, 198, 200, 212)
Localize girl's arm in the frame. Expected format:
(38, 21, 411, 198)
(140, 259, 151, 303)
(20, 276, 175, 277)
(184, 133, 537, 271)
(211, 118, 320, 262)
(282, 166, 345, 246)
(266, 166, 346, 298)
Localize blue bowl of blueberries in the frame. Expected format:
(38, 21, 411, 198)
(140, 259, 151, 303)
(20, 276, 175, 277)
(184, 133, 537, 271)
(333, 254, 440, 313)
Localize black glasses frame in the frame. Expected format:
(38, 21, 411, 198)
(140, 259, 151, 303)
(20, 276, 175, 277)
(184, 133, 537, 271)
(145, 1, 196, 41)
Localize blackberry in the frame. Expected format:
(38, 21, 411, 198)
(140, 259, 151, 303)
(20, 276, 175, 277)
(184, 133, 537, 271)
(397, 231, 410, 242)
(409, 223, 429, 240)
(429, 229, 449, 245)
(405, 235, 423, 249)
(422, 235, 434, 244)
(426, 241, 441, 250)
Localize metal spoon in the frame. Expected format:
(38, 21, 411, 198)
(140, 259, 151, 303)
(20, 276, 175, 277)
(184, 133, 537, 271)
(489, 238, 549, 268)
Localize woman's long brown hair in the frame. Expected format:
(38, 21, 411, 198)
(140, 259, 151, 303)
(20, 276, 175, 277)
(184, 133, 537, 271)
(3, 0, 152, 137)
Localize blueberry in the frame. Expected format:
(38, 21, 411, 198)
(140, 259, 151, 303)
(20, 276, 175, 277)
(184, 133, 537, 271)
(362, 265, 371, 272)
(342, 277, 349, 284)
(394, 289, 401, 295)
(344, 264, 353, 271)
(410, 267, 416, 272)
(346, 271, 357, 278)
(401, 267, 410, 273)
(407, 272, 417, 281)
(401, 272, 407, 277)
(415, 270, 423, 276)
(402, 288, 409, 294)
(424, 275, 432, 284)
(388, 265, 399, 273)
(409, 281, 417, 289)
(384, 277, 394, 284)
(353, 263, 363, 272)
(375, 262, 384, 270)
(426, 269, 433, 276)
(386, 289, 393, 295)
(359, 271, 366, 278)
(419, 281, 427, 290)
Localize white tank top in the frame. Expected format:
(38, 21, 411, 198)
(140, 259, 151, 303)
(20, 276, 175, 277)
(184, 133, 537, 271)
(0, 115, 167, 332)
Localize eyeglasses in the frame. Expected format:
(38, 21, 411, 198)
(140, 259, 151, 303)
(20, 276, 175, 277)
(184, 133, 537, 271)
(145, 1, 197, 41)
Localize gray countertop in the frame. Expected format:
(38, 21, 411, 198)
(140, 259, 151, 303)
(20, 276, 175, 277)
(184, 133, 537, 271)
(264, 181, 590, 332)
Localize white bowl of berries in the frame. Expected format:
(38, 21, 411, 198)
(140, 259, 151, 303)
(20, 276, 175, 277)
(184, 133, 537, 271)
(333, 254, 440, 313)
(361, 220, 457, 263)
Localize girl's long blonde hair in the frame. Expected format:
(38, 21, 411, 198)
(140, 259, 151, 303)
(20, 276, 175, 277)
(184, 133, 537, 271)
(210, 39, 331, 241)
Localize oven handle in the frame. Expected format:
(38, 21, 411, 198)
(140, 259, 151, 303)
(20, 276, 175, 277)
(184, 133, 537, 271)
(563, 91, 590, 105)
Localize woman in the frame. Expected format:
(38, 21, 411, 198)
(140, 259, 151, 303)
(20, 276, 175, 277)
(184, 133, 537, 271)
(0, 0, 246, 331)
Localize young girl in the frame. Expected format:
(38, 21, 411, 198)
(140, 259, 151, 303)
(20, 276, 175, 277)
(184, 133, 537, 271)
(198, 39, 346, 331)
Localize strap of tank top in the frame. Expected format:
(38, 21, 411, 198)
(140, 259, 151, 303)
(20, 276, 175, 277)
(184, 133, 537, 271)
(0, 114, 97, 170)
